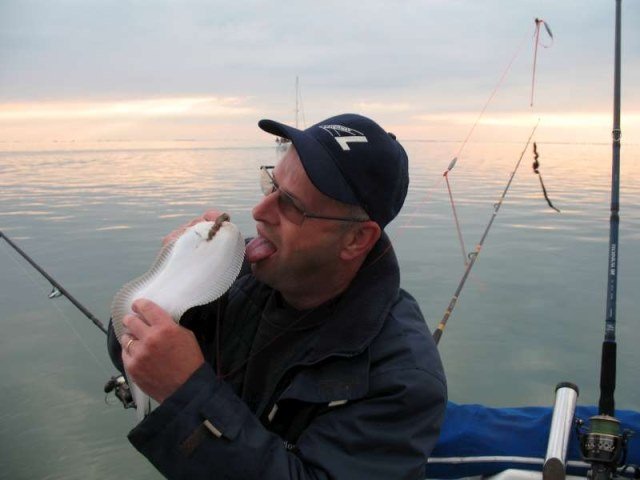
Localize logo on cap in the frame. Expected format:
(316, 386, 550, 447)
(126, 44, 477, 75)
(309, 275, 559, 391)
(319, 124, 368, 151)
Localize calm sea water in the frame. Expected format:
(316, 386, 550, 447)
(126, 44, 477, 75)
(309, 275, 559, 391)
(1, 140, 638, 479)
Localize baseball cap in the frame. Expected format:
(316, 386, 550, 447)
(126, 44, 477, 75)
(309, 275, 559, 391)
(258, 113, 409, 229)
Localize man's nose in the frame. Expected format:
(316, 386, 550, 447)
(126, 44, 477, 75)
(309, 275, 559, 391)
(252, 192, 280, 224)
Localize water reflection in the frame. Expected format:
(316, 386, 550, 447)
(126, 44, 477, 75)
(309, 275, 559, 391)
(0, 141, 639, 479)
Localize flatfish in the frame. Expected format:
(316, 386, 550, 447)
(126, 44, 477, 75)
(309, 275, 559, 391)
(111, 214, 245, 420)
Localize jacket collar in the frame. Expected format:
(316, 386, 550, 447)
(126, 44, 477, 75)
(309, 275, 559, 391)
(237, 233, 400, 408)
(274, 235, 400, 405)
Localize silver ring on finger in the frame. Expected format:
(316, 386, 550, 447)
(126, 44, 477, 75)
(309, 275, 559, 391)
(125, 338, 136, 355)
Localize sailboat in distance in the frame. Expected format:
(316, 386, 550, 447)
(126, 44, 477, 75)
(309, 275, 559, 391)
(276, 76, 304, 151)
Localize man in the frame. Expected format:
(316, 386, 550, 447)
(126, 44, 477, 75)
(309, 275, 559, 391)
(108, 113, 447, 479)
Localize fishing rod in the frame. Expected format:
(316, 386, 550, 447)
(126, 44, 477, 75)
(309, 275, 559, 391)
(0, 230, 108, 335)
(432, 120, 539, 345)
(600, 0, 622, 421)
(578, 2, 634, 479)
(0, 231, 135, 407)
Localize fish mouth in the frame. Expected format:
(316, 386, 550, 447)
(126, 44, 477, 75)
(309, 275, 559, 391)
(246, 226, 278, 263)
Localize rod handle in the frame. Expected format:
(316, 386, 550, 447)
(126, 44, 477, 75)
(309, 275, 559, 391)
(598, 341, 616, 416)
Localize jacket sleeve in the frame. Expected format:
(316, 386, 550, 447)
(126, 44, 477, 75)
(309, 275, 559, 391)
(127, 361, 446, 480)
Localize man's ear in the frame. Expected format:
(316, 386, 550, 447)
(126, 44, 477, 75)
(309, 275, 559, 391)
(340, 221, 381, 261)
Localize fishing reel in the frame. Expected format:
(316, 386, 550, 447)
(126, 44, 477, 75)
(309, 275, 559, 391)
(577, 415, 634, 480)
(104, 374, 136, 410)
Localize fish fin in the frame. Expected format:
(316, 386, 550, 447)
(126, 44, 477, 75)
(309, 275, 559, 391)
(110, 239, 176, 341)
(129, 380, 151, 421)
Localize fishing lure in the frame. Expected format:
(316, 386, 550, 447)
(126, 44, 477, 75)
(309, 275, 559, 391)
(532, 142, 560, 212)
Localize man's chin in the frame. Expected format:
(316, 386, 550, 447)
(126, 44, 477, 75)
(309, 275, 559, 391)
(251, 259, 273, 284)
(253, 255, 294, 292)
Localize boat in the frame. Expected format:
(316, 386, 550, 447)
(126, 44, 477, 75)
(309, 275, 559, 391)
(275, 135, 291, 150)
(425, 2, 639, 479)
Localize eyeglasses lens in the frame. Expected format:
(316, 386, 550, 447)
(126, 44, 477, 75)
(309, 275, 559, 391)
(260, 167, 305, 225)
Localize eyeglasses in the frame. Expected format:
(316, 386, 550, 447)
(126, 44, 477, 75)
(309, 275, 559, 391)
(259, 165, 369, 226)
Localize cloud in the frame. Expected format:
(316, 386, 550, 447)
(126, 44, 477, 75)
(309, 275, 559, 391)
(352, 101, 414, 113)
(0, 0, 638, 145)
(0, 96, 255, 121)
(414, 111, 640, 129)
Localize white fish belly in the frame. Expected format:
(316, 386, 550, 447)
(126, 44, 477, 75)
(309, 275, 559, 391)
(110, 219, 245, 420)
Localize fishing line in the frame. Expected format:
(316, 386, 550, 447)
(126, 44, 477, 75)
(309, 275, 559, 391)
(0, 231, 108, 334)
(390, 19, 554, 346)
(453, 29, 531, 163)
(432, 120, 540, 345)
(430, 22, 553, 267)
(0, 240, 110, 375)
(443, 158, 468, 266)
(435, 22, 543, 258)
(399, 25, 532, 234)
(395, 172, 447, 234)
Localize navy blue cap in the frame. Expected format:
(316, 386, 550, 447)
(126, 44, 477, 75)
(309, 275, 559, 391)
(258, 113, 409, 229)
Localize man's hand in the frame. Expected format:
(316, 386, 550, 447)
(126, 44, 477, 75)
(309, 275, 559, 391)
(162, 209, 223, 246)
(121, 299, 205, 404)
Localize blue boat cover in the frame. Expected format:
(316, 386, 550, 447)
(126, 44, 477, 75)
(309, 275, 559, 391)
(426, 402, 640, 478)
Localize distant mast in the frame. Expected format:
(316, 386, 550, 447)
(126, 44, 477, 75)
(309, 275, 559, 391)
(275, 76, 300, 150)
(295, 76, 300, 129)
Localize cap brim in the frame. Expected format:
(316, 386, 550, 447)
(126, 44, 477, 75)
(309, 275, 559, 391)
(258, 119, 297, 140)
(258, 119, 360, 206)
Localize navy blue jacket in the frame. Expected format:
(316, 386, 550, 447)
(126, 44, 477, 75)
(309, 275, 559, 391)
(108, 235, 447, 479)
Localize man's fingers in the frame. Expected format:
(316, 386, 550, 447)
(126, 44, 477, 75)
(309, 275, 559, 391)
(202, 210, 223, 222)
(122, 313, 150, 339)
(161, 210, 221, 246)
(132, 298, 174, 326)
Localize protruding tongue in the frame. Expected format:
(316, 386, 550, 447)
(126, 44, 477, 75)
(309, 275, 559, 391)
(246, 235, 277, 263)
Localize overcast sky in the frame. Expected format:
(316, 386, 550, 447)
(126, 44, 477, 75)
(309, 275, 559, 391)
(1, 0, 638, 145)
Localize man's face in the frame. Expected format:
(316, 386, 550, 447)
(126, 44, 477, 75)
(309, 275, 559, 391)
(248, 147, 352, 299)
